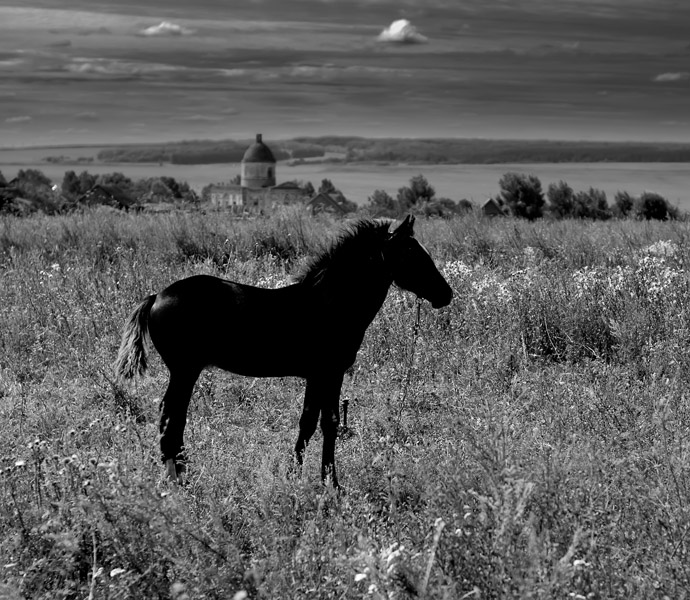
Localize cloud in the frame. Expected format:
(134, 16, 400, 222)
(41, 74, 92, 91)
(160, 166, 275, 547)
(5, 116, 32, 123)
(139, 21, 194, 37)
(377, 19, 428, 44)
(76, 27, 112, 36)
(67, 58, 179, 76)
(0, 58, 25, 68)
(174, 114, 224, 122)
(653, 72, 689, 82)
(74, 111, 99, 121)
(219, 69, 248, 77)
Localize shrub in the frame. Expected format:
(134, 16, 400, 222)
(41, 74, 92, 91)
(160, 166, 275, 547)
(498, 172, 545, 220)
(635, 191, 669, 220)
(546, 180, 575, 219)
(613, 190, 635, 218)
(572, 187, 612, 220)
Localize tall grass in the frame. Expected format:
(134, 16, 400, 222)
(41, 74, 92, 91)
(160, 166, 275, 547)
(1, 207, 689, 598)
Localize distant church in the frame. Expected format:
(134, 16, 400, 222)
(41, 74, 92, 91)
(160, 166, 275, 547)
(207, 134, 310, 212)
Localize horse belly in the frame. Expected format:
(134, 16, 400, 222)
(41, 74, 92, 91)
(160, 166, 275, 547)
(210, 329, 307, 378)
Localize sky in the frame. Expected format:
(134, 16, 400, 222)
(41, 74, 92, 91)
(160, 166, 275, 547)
(0, 0, 688, 147)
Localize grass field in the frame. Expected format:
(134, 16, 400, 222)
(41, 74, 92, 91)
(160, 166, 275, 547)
(1, 208, 689, 598)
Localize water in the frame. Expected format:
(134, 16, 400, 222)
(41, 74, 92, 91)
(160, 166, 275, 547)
(1, 153, 688, 208)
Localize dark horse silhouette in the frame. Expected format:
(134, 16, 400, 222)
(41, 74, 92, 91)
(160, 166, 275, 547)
(114, 215, 452, 487)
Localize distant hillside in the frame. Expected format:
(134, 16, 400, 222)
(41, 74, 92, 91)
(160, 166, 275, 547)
(95, 137, 690, 165)
(97, 140, 325, 164)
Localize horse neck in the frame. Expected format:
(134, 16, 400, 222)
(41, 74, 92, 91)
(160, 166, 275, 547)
(312, 253, 393, 327)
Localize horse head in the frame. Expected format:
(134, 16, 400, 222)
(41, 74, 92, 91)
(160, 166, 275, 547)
(384, 215, 453, 309)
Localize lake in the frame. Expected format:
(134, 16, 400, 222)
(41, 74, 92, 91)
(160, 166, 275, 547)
(1, 150, 688, 209)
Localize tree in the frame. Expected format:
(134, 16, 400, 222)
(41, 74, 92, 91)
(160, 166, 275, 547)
(200, 183, 213, 203)
(420, 197, 469, 218)
(397, 174, 435, 210)
(78, 171, 97, 194)
(97, 172, 134, 191)
(230, 174, 241, 185)
(0, 171, 6, 187)
(613, 190, 634, 218)
(635, 191, 669, 220)
(319, 178, 337, 194)
(547, 180, 575, 219)
(303, 181, 315, 196)
(572, 188, 611, 220)
(16, 169, 52, 187)
(498, 172, 544, 220)
(366, 189, 398, 217)
(62, 170, 81, 198)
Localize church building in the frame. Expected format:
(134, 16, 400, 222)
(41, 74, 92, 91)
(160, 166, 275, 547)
(208, 134, 310, 212)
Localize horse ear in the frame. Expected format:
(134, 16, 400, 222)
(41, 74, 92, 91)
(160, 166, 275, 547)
(391, 214, 415, 237)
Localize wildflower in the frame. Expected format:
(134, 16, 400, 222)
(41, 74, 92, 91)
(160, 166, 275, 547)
(355, 573, 367, 582)
(110, 568, 126, 577)
(645, 240, 678, 257)
(573, 559, 591, 569)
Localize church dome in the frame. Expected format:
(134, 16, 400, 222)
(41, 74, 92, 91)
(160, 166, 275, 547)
(242, 133, 276, 164)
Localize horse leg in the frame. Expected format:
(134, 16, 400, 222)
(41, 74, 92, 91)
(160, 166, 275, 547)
(293, 382, 321, 471)
(159, 367, 199, 483)
(318, 373, 345, 488)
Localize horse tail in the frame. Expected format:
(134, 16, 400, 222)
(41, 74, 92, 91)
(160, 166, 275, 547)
(115, 294, 156, 380)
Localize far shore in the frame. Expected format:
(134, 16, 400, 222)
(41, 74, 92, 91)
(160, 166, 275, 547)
(1, 147, 688, 209)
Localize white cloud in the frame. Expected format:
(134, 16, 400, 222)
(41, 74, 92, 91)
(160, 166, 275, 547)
(139, 21, 194, 37)
(653, 72, 689, 82)
(5, 116, 31, 123)
(67, 58, 179, 75)
(377, 19, 428, 44)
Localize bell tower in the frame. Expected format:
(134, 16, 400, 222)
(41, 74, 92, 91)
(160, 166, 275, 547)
(241, 133, 277, 188)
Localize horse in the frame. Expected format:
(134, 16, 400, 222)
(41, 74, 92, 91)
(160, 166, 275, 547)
(114, 215, 452, 487)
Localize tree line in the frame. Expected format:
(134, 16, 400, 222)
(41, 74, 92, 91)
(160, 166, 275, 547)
(0, 169, 196, 215)
(364, 172, 681, 221)
(1, 167, 681, 221)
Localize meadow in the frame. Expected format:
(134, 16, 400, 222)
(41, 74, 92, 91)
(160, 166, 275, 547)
(0, 207, 689, 599)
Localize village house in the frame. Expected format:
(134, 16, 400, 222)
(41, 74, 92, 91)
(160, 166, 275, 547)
(307, 191, 350, 216)
(77, 184, 137, 211)
(481, 197, 505, 217)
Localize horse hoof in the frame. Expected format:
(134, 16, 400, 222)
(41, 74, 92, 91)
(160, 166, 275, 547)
(164, 458, 186, 485)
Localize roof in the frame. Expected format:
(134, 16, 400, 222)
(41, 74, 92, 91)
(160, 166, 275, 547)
(308, 192, 348, 215)
(271, 181, 303, 190)
(78, 184, 136, 209)
(242, 133, 276, 164)
(208, 183, 243, 192)
(481, 197, 505, 216)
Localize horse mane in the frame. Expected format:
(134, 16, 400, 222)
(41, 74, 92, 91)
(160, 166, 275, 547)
(294, 219, 393, 287)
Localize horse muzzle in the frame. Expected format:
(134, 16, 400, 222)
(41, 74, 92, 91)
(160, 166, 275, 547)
(430, 285, 453, 309)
